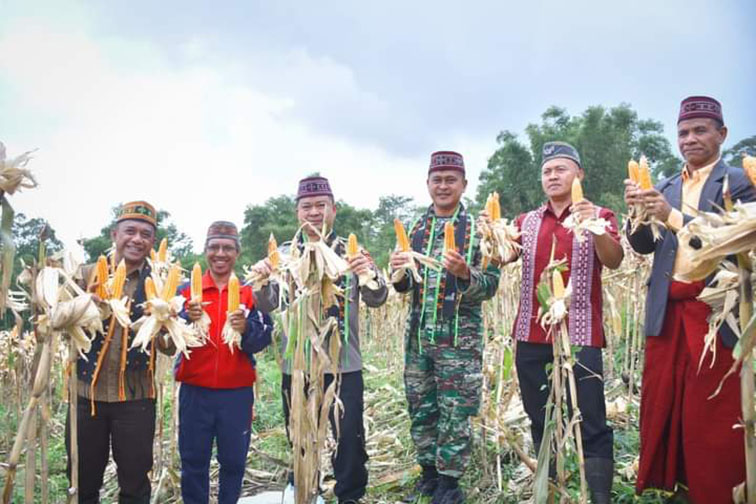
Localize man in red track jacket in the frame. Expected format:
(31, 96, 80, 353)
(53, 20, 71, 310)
(175, 221, 272, 504)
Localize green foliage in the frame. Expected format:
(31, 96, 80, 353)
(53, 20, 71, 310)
(476, 104, 681, 216)
(724, 135, 756, 166)
(12, 212, 63, 271)
(80, 206, 198, 268)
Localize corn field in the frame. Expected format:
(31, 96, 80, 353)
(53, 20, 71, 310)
(0, 239, 660, 503)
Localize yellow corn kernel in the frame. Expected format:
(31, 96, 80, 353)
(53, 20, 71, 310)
(491, 192, 501, 221)
(444, 221, 456, 252)
(150, 249, 156, 263)
(628, 159, 640, 183)
(110, 259, 127, 299)
(744, 155, 756, 188)
(347, 233, 359, 259)
(571, 177, 584, 204)
(157, 238, 168, 262)
(227, 273, 240, 312)
(144, 277, 157, 301)
(268, 233, 280, 269)
(161, 264, 181, 301)
(94, 255, 109, 299)
(191, 263, 203, 302)
(394, 219, 410, 252)
(552, 269, 565, 298)
(639, 156, 653, 190)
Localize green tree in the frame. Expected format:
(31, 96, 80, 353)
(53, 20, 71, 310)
(79, 207, 198, 268)
(477, 104, 680, 216)
(239, 195, 299, 266)
(723, 135, 756, 167)
(13, 213, 63, 269)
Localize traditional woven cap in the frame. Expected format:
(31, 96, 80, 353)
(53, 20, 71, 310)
(296, 176, 333, 201)
(541, 141, 582, 169)
(678, 95, 723, 124)
(429, 151, 465, 174)
(205, 221, 240, 249)
(116, 200, 157, 228)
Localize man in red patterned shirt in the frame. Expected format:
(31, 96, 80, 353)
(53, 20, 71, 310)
(504, 141, 623, 504)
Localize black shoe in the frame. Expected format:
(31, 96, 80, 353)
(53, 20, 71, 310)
(584, 457, 613, 504)
(431, 487, 465, 504)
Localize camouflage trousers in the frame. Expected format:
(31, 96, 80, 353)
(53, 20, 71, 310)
(404, 338, 483, 478)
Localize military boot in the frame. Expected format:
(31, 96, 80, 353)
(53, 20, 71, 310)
(584, 458, 613, 504)
(431, 475, 464, 504)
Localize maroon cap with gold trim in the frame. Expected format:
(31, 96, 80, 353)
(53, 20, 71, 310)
(678, 96, 723, 124)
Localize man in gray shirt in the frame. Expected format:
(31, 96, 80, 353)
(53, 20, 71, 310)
(250, 175, 388, 504)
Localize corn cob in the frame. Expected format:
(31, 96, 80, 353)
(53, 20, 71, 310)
(94, 255, 109, 299)
(144, 277, 157, 301)
(347, 233, 360, 259)
(628, 159, 640, 183)
(638, 156, 653, 190)
(394, 219, 410, 252)
(161, 264, 181, 301)
(571, 177, 584, 203)
(268, 233, 280, 269)
(111, 259, 127, 299)
(744, 154, 756, 188)
(150, 249, 156, 263)
(552, 269, 565, 298)
(490, 191, 501, 220)
(191, 263, 202, 302)
(444, 221, 456, 252)
(157, 238, 168, 262)
(227, 273, 240, 312)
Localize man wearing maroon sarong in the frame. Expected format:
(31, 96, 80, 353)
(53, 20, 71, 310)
(626, 96, 756, 503)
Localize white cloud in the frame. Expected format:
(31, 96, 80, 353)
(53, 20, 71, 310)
(1, 13, 475, 255)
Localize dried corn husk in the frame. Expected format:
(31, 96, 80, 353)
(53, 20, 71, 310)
(477, 192, 521, 268)
(674, 201, 756, 282)
(244, 233, 289, 290)
(696, 264, 740, 371)
(0, 141, 38, 195)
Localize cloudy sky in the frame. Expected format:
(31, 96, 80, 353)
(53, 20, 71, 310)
(1, 0, 754, 253)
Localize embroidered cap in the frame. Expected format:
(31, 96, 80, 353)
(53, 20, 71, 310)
(205, 221, 240, 250)
(541, 141, 581, 169)
(116, 200, 157, 228)
(429, 151, 465, 175)
(678, 95, 723, 124)
(296, 176, 333, 201)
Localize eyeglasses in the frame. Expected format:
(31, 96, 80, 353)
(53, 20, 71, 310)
(206, 244, 237, 253)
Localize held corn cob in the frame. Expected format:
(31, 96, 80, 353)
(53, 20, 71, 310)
(744, 154, 756, 188)
(394, 219, 410, 252)
(444, 221, 456, 252)
(94, 255, 109, 299)
(552, 269, 566, 298)
(227, 273, 240, 312)
(161, 264, 181, 301)
(489, 191, 501, 221)
(191, 263, 203, 302)
(628, 159, 640, 184)
(347, 233, 360, 259)
(571, 177, 584, 204)
(144, 277, 157, 301)
(268, 234, 280, 269)
(157, 238, 168, 262)
(110, 260, 127, 299)
(638, 156, 653, 190)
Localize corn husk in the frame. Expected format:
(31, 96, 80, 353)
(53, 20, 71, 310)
(696, 264, 741, 371)
(477, 192, 521, 268)
(627, 155, 666, 241)
(674, 201, 756, 282)
(346, 233, 379, 290)
(0, 141, 38, 195)
(390, 219, 443, 283)
(244, 233, 289, 290)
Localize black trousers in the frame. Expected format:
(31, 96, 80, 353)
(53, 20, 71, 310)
(516, 342, 613, 459)
(281, 371, 368, 502)
(66, 397, 156, 504)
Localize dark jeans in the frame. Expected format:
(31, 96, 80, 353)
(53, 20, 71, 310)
(282, 371, 368, 502)
(179, 384, 254, 504)
(516, 342, 614, 459)
(66, 397, 156, 504)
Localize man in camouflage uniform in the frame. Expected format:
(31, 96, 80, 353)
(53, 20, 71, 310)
(390, 151, 500, 504)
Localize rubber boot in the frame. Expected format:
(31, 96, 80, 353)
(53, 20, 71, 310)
(584, 458, 613, 504)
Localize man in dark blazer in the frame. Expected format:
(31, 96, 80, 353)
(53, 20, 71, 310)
(625, 96, 756, 503)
